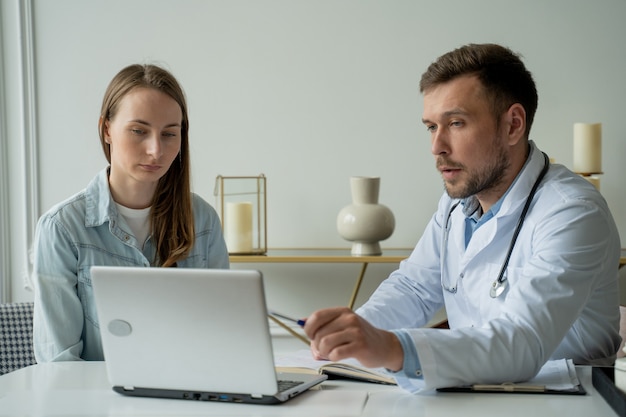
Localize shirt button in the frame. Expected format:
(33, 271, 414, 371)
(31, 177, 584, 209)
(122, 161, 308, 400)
(459, 273, 464, 278)
(415, 370, 422, 377)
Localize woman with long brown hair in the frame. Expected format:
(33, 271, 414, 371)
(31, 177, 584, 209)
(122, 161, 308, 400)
(33, 64, 229, 361)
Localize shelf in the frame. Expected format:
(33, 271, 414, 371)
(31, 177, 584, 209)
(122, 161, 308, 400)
(229, 247, 411, 264)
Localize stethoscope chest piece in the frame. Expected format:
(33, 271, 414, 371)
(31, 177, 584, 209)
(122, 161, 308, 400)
(490, 279, 508, 298)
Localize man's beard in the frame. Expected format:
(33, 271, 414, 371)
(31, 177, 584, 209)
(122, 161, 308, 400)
(441, 142, 510, 199)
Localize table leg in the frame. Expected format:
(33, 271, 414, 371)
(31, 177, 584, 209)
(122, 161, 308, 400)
(348, 263, 369, 310)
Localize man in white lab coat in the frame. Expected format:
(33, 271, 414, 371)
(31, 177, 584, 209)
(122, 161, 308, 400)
(303, 43, 621, 392)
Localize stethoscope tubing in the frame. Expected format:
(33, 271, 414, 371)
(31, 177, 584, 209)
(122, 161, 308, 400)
(442, 152, 550, 298)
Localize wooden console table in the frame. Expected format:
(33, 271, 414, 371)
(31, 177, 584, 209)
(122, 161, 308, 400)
(230, 248, 411, 343)
(230, 248, 411, 310)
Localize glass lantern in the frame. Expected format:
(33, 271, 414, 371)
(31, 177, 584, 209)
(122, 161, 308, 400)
(214, 174, 267, 255)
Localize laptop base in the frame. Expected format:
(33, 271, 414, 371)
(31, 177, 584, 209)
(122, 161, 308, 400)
(112, 379, 320, 405)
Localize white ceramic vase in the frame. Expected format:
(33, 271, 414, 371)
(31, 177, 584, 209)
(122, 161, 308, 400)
(336, 177, 395, 255)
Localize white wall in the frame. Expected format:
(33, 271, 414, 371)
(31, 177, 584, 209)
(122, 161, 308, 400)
(2, 0, 625, 314)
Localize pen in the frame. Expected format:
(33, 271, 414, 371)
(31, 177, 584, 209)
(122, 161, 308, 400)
(268, 310, 306, 327)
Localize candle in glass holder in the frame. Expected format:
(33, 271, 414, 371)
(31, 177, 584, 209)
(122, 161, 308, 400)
(224, 202, 253, 253)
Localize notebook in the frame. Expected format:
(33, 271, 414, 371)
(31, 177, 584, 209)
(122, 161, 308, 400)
(90, 266, 327, 404)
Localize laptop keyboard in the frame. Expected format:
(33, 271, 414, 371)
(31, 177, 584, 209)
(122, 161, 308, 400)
(277, 379, 303, 393)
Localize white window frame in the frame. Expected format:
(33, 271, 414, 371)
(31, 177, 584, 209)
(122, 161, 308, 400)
(0, 0, 38, 302)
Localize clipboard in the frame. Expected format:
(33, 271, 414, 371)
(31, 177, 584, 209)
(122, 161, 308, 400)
(438, 381, 586, 395)
(437, 359, 586, 395)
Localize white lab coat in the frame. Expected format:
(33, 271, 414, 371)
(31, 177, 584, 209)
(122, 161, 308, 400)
(357, 142, 621, 392)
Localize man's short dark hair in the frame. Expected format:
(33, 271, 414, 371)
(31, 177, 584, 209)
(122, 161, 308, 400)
(420, 43, 538, 138)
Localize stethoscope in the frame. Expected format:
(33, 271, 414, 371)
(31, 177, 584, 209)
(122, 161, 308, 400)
(442, 152, 550, 298)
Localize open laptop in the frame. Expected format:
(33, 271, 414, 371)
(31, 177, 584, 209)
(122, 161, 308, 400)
(91, 266, 326, 404)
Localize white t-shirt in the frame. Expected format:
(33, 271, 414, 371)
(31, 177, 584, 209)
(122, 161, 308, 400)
(115, 203, 151, 249)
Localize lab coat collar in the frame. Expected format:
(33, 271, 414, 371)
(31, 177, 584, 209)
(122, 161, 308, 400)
(451, 141, 548, 265)
(459, 141, 544, 221)
(496, 140, 547, 218)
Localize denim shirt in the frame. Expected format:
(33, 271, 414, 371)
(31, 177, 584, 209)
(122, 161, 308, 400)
(32, 168, 230, 362)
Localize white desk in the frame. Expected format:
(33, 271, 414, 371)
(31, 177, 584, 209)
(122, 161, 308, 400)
(0, 361, 618, 417)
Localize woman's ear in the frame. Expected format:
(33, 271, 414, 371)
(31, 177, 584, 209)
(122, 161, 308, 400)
(99, 116, 111, 143)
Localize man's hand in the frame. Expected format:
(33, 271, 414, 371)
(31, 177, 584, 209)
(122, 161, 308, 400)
(303, 307, 404, 371)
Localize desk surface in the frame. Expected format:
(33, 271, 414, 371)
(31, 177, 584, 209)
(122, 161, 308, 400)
(0, 362, 618, 417)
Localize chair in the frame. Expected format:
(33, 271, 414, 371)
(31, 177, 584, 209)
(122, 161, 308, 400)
(0, 302, 36, 374)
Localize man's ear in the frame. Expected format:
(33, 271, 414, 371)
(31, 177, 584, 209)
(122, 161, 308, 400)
(505, 103, 526, 146)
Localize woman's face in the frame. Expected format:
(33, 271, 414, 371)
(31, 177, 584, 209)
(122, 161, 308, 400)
(104, 87, 182, 207)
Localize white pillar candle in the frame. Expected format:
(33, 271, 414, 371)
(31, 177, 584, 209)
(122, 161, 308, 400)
(573, 123, 602, 174)
(224, 202, 253, 253)
(584, 175, 601, 190)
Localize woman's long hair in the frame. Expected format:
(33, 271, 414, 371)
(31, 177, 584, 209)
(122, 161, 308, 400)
(98, 64, 194, 267)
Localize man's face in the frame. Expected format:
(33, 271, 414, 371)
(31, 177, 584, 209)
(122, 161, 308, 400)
(422, 75, 510, 202)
